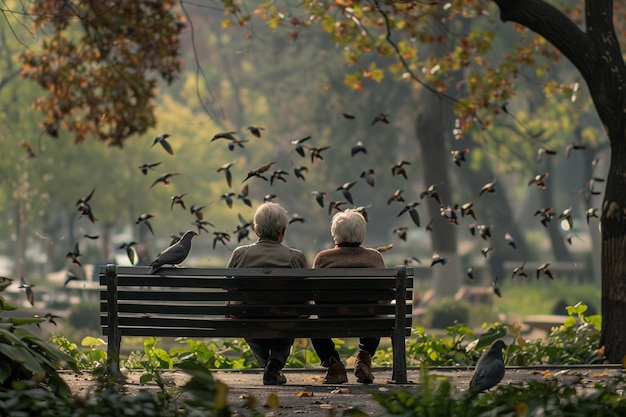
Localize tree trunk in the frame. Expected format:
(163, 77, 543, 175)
(416, 97, 462, 298)
(493, 0, 626, 363)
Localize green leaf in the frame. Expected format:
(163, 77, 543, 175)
(81, 336, 106, 348)
(0, 296, 17, 312)
(8, 317, 43, 326)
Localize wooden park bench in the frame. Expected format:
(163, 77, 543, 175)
(99, 264, 414, 383)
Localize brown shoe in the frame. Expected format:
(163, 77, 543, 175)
(354, 350, 374, 384)
(323, 357, 348, 384)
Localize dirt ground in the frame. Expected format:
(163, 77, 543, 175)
(60, 365, 624, 416)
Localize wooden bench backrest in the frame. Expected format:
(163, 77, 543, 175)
(99, 265, 413, 340)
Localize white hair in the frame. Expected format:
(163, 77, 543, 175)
(331, 209, 366, 244)
(254, 202, 289, 240)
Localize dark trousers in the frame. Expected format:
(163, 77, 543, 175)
(246, 338, 293, 369)
(311, 337, 380, 367)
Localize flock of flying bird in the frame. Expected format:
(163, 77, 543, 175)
(9, 111, 603, 333)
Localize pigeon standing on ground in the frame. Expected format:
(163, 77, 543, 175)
(148, 230, 199, 274)
(469, 340, 506, 393)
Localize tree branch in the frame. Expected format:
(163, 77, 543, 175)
(492, 0, 597, 78)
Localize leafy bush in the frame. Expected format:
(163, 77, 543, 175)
(423, 297, 470, 329)
(0, 280, 78, 396)
(373, 364, 626, 416)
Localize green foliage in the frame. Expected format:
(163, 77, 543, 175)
(423, 297, 470, 329)
(506, 302, 603, 366)
(0, 282, 78, 396)
(52, 335, 107, 371)
(372, 363, 626, 417)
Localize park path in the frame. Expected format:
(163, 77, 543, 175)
(61, 365, 623, 416)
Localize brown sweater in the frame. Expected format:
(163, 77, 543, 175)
(312, 245, 385, 268)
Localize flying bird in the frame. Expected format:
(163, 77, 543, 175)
(457, 201, 477, 220)
(228, 139, 249, 151)
(217, 161, 236, 188)
(312, 191, 327, 208)
(374, 243, 394, 253)
(469, 340, 506, 392)
(387, 189, 406, 205)
(291, 136, 312, 157)
(247, 126, 265, 138)
(430, 252, 447, 267)
(511, 260, 528, 279)
(534, 207, 555, 228)
(76, 189, 97, 223)
(359, 169, 376, 187)
(336, 180, 358, 205)
(76, 188, 95, 208)
(136, 213, 155, 236)
(393, 226, 409, 241)
(119, 241, 138, 265)
(150, 172, 180, 189)
(294, 166, 309, 181)
(479, 179, 496, 196)
(171, 194, 187, 210)
(66, 242, 82, 266)
(420, 184, 443, 205)
(289, 213, 307, 224)
(152, 134, 174, 155)
(504, 233, 516, 249)
(391, 161, 411, 179)
(212, 231, 231, 249)
(270, 170, 289, 186)
(190, 204, 208, 221)
(211, 131, 237, 142)
(397, 202, 421, 227)
(559, 207, 574, 229)
(536, 147, 557, 163)
(586, 207, 599, 224)
(451, 148, 470, 167)
(537, 263, 554, 280)
(328, 200, 348, 215)
(237, 184, 252, 207)
(192, 219, 213, 234)
(371, 112, 390, 126)
(148, 230, 199, 274)
(19, 276, 35, 306)
(263, 194, 280, 203)
(309, 146, 332, 163)
(528, 172, 550, 189)
(492, 276, 502, 298)
(139, 161, 161, 175)
(404, 256, 421, 265)
(350, 141, 368, 157)
(220, 192, 237, 209)
(242, 162, 275, 183)
(564, 142, 586, 159)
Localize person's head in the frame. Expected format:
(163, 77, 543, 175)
(253, 202, 290, 241)
(330, 209, 366, 244)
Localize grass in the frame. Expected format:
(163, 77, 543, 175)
(414, 279, 601, 325)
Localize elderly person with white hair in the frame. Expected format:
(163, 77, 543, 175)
(227, 202, 308, 385)
(311, 209, 385, 384)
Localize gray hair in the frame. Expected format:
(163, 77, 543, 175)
(331, 209, 366, 244)
(254, 202, 289, 240)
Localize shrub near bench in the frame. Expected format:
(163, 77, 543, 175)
(99, 264, 414, 383)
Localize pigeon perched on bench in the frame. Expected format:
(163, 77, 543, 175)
(469, 339, 506, 393)
(148, 230, 198, 274)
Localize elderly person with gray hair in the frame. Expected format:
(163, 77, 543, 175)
(311, 209, 385, 384)
(227, 202, 308, 385)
